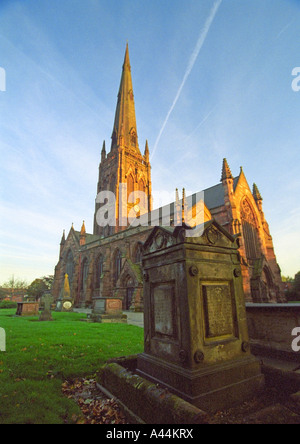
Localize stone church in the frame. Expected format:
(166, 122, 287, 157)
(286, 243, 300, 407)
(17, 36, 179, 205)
(52, 44, 284, 311)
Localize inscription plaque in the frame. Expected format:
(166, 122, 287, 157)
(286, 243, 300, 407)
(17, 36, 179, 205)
(94, 299, 105, 313)
(153, 284, 175, 337)
(106, 299, 122, 313)
(63, 301, 72, 310)
(202, 283, 236, 339)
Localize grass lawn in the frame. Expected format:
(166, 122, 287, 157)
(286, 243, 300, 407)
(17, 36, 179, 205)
(0, 309, 144, 424)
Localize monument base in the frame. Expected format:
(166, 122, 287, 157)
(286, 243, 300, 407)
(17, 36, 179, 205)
(98, 360, 208, 424)
(39, 312, 53, 321)
(87, 313, 127, 324)
(137, 353, 264, 413)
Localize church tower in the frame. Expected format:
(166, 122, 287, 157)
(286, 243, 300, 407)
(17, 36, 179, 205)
(93, 44, 152, 236)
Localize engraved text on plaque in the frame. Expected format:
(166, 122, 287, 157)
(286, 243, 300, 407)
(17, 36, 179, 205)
(202, 283, 236, 339)
(153, 284, 175, 338)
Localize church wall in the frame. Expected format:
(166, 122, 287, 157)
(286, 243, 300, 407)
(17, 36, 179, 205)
(213, 171, 284, 302)
(54, 226, 152, 309)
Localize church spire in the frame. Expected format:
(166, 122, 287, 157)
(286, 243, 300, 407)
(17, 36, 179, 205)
(94, 44, 152, 236)
(111, 43, 140, 154)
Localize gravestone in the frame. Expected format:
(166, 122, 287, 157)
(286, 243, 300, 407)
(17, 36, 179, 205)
(39, 293, 54, 321)
(93, 298, 106, 314)
(87, 298, 127, 323)
(137, 221, 264, 413)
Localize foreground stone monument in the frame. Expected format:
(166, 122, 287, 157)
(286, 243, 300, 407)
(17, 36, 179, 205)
(137, 221, 264, 412)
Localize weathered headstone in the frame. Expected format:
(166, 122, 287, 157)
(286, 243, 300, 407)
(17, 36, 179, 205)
(39, 293, 54, 321)
(87, 298, 127, 323)
(93, 298, 106, 314)
(137, 221, 264, 413)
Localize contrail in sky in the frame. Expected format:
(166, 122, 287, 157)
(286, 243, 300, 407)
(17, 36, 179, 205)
(151, 0, 223, 160)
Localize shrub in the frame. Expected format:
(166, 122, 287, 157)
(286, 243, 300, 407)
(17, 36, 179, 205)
(0, 301, 18, 309)
(285, 290, 300, 303)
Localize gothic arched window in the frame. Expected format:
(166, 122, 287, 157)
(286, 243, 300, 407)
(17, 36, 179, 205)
(127, 174, 135, 200)
(66, 250, 74, 285)
(129, 128, 137, 147)
(95, 254, 104, 289)
(81, 258, 89, 291)
(240, 199, 261, 264)
(138, 178, 146, 211)
(134, 242, 143, 264)
(124, 275, 135, 311)
(114, 249, 122, 284)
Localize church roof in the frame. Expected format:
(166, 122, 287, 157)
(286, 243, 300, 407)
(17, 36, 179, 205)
(73, 230, 100, 245)
(203, 177, 239, 210)
(74, 170, 240, 245)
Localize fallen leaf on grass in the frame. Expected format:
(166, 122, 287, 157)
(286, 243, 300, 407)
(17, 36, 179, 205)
(62, 378, 127, 425)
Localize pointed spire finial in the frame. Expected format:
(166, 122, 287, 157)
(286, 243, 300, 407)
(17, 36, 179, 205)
(101, 140, 106, 162)
(60, 230, 66, 257)
(123, 41, 131, 70)
(174, 188, 182, 226)
(144, 140, 149, 161)
(182, 188, 186, 223)
(80, 221, 86, 246)
(61, 229, 66, 244)
(221, 158, 233, 182)
(80, 221, 86, 236)
(253, 183, 263, 201)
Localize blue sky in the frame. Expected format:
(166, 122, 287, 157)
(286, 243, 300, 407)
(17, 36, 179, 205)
(0, 0, 300, 283)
